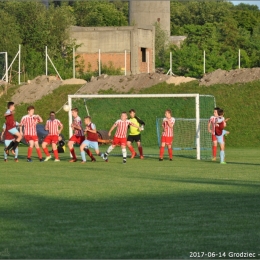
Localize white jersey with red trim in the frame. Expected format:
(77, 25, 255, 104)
(20, 115, 40, 136)
(73, 116, 84, 137)
(45, 119, 63, 136)
(208, 116, 217, 135)
(114, 120, 132, 138)
(162, 117, 175, 137)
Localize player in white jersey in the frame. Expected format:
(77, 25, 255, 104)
(102, 112, 140, 164)
(42, 111, 63, 162)
(159, 109, 175, 161)
(20, 105, 44, 162)
(207, 107, 220, 161)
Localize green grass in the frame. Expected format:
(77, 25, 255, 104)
(0, 146, 259, 259)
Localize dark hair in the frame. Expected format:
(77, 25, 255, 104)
(121, 111, 127, 114)
(217, 109, 224, 116)
(214, 107, 220, 111)
(50, 111, 55, 115)
(71, 108, 78, 112)
(27, 105, 35, 111)
(7, 101, 14, 108)
(84, 116, 91, 120)
(129, 109, 136, 113)
(165, 109, 172, 115)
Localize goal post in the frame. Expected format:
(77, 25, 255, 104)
(67, 94, 215, 160)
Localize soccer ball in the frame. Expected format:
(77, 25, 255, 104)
(63, 104, 70, 112)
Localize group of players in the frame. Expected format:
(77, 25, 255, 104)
(2, 100, 228, 164)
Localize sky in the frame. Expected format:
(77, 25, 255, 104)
(231, 1, 260, 9)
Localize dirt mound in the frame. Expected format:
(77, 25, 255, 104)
(200, 68, 260, 86)
(166, 76, 197, 85)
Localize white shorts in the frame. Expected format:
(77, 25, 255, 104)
(82, 140, 99, 150)
(8, 127, 18, 135)
(216, 130, 227, 144)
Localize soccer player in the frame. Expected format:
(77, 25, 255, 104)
(1, 122, 19, 162)
(127, 109, 145, 159)
(215, 109, 230, 164)
(42, 111, 63, 162)
(67, 108, 85, 162)
(3, 102, 23, 155)
(159, 109, 175, 161)
(208, 107, 220, 161)
(80, 116, 102, 163)
(102, 112, 140, 164)
(20, 106, 44, 162)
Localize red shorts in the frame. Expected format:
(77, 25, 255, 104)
(212, 135, 217, 142)
(161, 136, 173, 145)
(24, 135, 38, 143)
(69, 135, 85, 145)
(112, 137, 127, 146)
(43, 135, 59, 144)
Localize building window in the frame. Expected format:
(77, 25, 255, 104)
(141, 48, 146, 62)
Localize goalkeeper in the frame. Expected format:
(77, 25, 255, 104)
(127, 109, 145, 159)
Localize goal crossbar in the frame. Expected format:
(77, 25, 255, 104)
(68, 94, 201, 159)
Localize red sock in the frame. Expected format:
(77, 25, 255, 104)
(85, 148, 94, 159)
(27, 147, 33, 158)
(213, 146, 217, 157)
(36, 148, 42, 159)
(43, 148, 50, 156)
(138, 146, 143, 156)
(70, 148, 76, 159)
(159, 147, 164, 158)
(128, 146, 135, 154)
(168, 148, 173, 159)
(53, 149, 59, 160)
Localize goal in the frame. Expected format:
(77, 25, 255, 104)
(67, 94, 215, 160)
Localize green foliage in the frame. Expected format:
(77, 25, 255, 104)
(101, 61, 123, 76)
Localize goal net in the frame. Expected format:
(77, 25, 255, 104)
(68, 94, 215, 160)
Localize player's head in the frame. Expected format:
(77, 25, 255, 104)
(217, 109, 224, 117)
(27, 105, 35, 115)
(71, 108, 78, 118)
(84, 116, 91, 124)
(50, 111, 56, 120)
(129, 109, 136, 118)
(165, 109, 172, 118)
(214, 107, 220, 117)
(7, 101, 15, 110)
(121, 112, 127, 121)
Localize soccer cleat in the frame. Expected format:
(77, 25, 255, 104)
(69, 158, 77, 163)
(131, 152, 137, 159)
(27, 158, 32, 162)
(169, 158, 173, 161)
(54, 159, 60, 162)
(140, 155, 144, 159)
(39, 158, 44, 162)
(81, 161, 86, 164)
(14, 158, 19, 163)
(4, 159, 7, 162)
(44, 155, 52, 162)
(91, 157, 96, 162)
(220, 161, 227, 164)
(123, 160, 126, 164)
(4, 148, 9, 155)
(212, 157, 217, 161)
(159, 158, 163, 161)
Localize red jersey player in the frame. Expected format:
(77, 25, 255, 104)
(67, 108, 86, 162)
(102, 112, 140, 163)
(159, 109, 175, 161)
(207, 107, 220, 161)
(4, 102, 23, 155)
(20, 106, 44, 162)
(42, 111, 63, 162)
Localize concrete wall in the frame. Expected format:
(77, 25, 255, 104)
(129, 1, 170, 36)
(70, 26, 155, 75)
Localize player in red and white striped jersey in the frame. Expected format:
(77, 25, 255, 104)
(102, 112, 140, 163)
(42, 111, 63, 162)
(67, 108, 85, 162)
(159, 109, 175, 161)
(20, 106, 44, 162)
(207, 107, 220, 161)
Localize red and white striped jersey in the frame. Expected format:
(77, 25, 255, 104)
(45, 119, 63, 136)
(114, 120, 133, 138)
(208, 116, 217, 135)
(73, 116, 84, 136)
(162, 117, 175, 137)
(20, 115, 40, 136)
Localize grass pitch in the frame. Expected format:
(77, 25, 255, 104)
(0, 146, 259, 259)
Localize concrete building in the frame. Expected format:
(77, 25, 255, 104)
(71, 25, 155, 75)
